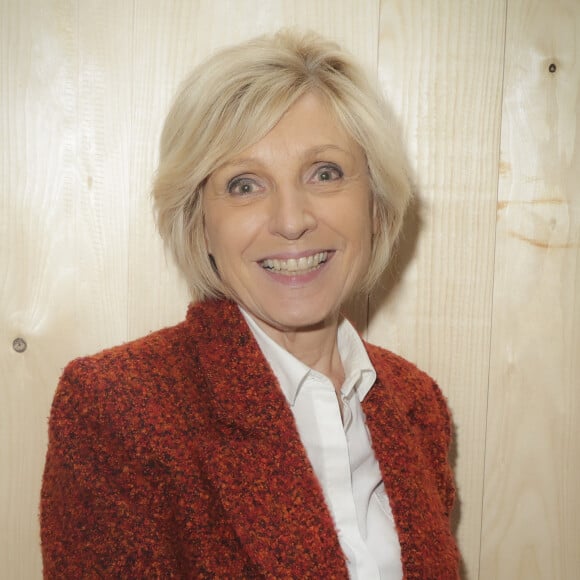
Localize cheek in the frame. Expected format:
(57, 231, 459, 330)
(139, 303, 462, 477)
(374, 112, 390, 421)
(205, 224, 229, 259)
(342, 197, 375, 240)
(352, 207, 375, 258)
(203, 203, 236, 255)
(203, 217, 216, 254)
(203, 220, 212, 252)
(203, 209, 230, 257)
(204, 208, 260, 263)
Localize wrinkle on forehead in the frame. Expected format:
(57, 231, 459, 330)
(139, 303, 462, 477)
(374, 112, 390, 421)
(213, 92, 363, 172)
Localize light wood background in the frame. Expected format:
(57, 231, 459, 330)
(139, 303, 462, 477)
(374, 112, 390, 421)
(1, 1, 578, 578)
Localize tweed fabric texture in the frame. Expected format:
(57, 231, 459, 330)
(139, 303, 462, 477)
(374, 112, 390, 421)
(41, 298, 460, 578)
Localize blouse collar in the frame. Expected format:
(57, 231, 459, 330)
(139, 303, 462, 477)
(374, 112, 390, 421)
(239, 307, 377, 406)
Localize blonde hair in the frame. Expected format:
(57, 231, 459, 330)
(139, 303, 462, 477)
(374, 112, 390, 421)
(152, 29, 412, 301)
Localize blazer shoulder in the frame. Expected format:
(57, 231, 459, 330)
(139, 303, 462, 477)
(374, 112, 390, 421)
(51, 317, 205, 437)
(63, 314, 200, 394)
(364, 341, 452, 437)
(364, 341, 434, 386)
(66, 316, 191, 374)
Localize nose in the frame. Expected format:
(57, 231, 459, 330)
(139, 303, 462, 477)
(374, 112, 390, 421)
(268, 186, 317, 240)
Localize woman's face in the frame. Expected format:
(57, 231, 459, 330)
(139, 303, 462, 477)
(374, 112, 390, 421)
(203, 91, 375, 336)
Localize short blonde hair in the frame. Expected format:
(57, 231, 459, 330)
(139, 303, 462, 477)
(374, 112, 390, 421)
(152, 29, 412, 301)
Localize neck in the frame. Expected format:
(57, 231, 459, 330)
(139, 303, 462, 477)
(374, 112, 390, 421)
(250, 314, 345, 393)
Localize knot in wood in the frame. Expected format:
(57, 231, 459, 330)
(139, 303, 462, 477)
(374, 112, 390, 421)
(12, 337, 27, 353)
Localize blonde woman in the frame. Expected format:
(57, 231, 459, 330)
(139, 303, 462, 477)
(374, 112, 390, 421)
(41, 30, 460, 579)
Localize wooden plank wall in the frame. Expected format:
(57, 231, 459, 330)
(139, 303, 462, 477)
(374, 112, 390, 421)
(0, 1, 578, 578)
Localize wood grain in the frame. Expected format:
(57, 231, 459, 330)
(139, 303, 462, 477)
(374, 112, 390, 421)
(0, 1, 379, 577)
(2, 1, 579, 578)
(480, 1, 580, 578)
(371, 2, 507, 577)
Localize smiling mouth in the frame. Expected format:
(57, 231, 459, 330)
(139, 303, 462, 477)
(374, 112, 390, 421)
(260, 251, 329, 274)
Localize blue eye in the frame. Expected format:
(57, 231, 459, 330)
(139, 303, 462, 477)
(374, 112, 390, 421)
(227, 177, 259, 196)
(313, 164, 343, 182)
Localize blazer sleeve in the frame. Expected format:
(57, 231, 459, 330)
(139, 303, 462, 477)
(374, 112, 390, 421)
(40, 360, 181, 578)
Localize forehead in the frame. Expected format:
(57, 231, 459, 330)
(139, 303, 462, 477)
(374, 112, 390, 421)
(228, 92, 360, 165)
(263, 92, 352, 143)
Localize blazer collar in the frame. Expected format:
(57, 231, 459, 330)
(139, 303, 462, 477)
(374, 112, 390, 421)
(185, 299, 349, 578)
(184, 299, 456, 578)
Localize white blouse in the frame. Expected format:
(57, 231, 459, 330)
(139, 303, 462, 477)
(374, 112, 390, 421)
(241, 309, 403, 580)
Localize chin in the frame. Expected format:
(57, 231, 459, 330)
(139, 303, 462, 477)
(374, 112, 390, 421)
(266, 303, 339, 332)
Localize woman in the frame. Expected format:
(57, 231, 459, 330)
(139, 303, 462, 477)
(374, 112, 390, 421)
(41, 30, 460, 578)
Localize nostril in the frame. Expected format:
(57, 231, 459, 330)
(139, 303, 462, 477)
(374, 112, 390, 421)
(269, 196, 317, 239)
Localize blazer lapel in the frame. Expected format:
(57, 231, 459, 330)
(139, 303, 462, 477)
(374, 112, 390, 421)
(362, 350, 454, 579)
(187, 300, 348, 578)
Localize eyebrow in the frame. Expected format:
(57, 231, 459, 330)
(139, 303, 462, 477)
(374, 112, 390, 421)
(221, 144, 353, 169)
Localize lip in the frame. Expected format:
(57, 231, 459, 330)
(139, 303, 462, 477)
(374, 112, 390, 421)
(257, 250, 334, 284)
(257, 249, 333, 261)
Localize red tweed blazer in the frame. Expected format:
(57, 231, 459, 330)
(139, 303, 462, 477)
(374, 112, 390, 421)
(41, 299, 460, 579)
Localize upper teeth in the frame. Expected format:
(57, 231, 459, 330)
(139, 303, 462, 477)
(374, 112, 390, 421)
(261, 251, 328, 273)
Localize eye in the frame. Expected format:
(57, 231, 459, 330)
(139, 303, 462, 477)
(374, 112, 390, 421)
(227, 176, 262, 196)
(311, 164, 343, 183)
